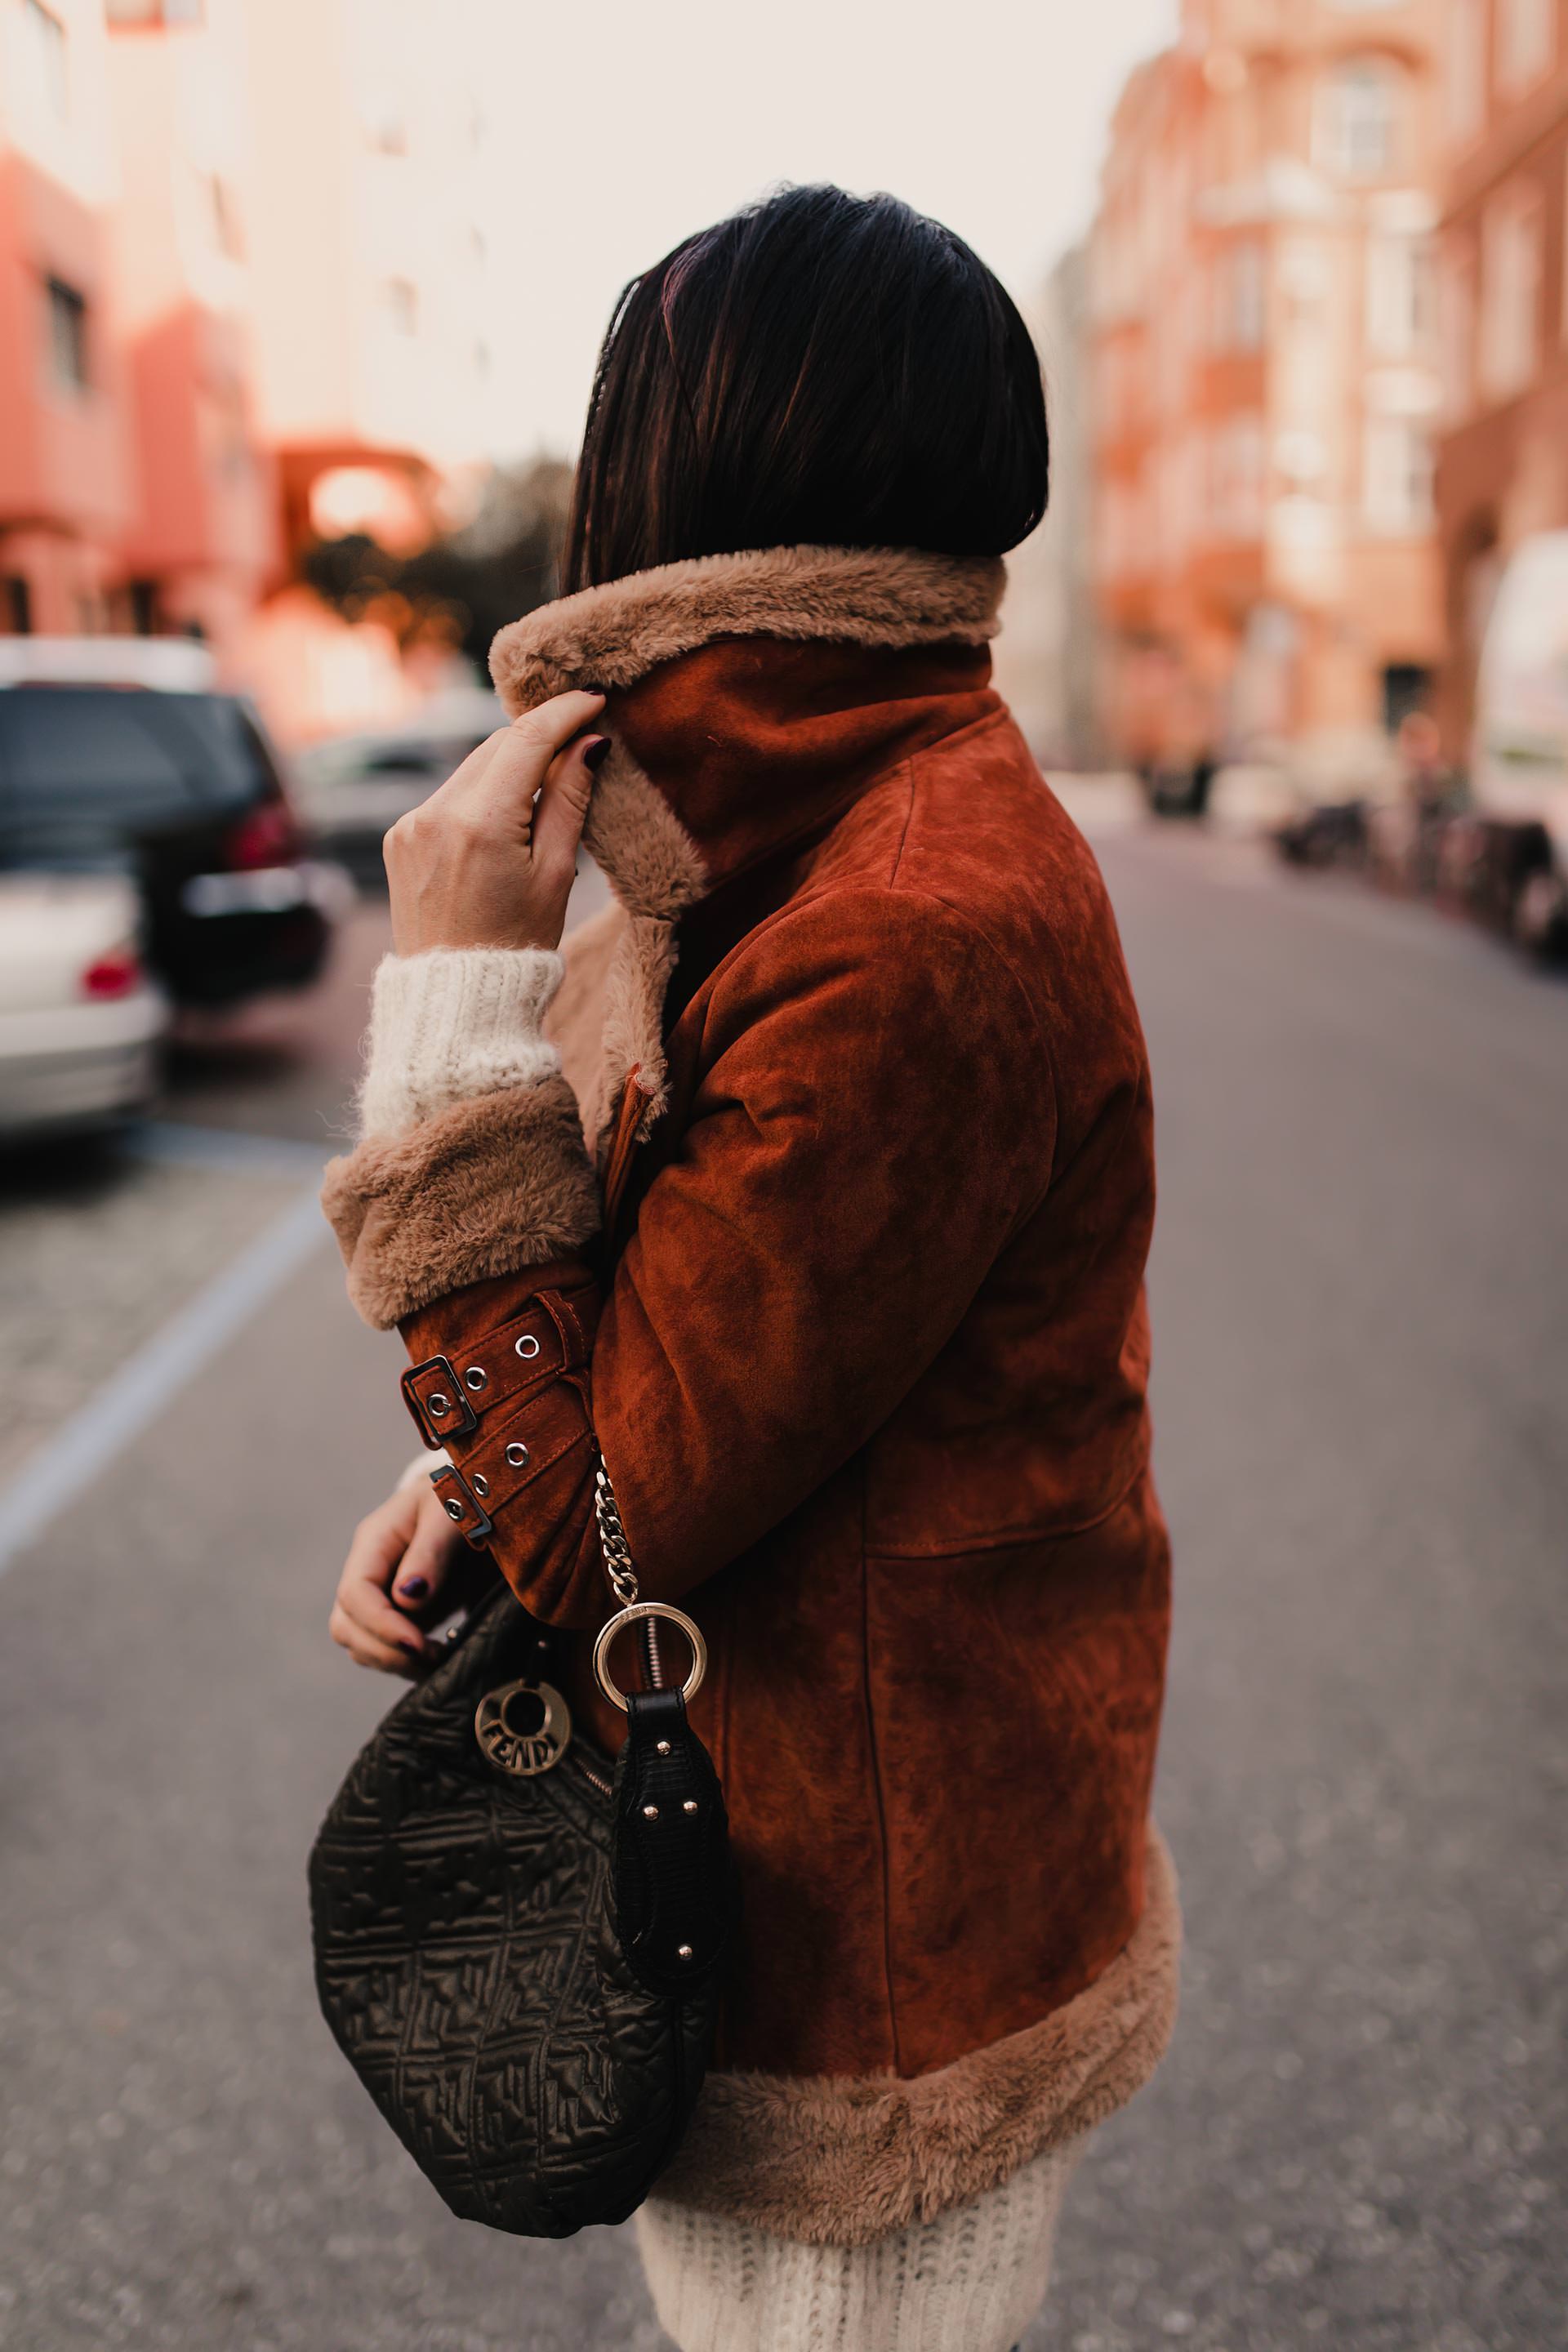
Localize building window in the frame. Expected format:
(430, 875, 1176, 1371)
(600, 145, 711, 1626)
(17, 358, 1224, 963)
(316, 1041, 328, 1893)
(2, 577, 33, 636)
(363, 89, 408, 155)
(1446, 0, 1489, 140)
(24, 0, 68, 117)
(105, 0, 204, 24)
(1209, 414, 1267, 539)
(1317, 60, 1401, 179)
(1495, 0, 1556, 93)
(1211, 239, 1266, 350)
(1382, 664, 1432, 731)
(384, 278, 418, 336)
(1366, 234, 1435, 355)
(1363, 416, 1434, 533)
(208, 176, 243, 259)
(1440, 243, 1477, 421)
(1480, 181, 1544, 402)
(45, 277, 89, 393)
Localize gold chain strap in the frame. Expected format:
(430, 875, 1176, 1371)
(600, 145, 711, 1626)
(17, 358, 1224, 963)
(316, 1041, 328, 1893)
(594, 1462, 640, 1610)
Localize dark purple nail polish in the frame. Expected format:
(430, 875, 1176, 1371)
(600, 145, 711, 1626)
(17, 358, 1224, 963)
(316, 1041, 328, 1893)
(399, 1634, 425, 1657)
(397, 1575, 430, 1601)
(582, 734, 612, 773)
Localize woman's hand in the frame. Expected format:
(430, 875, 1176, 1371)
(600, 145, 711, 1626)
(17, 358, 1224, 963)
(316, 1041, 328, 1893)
(329, 1478, 467, 1676)
(385, 689, 609, 956)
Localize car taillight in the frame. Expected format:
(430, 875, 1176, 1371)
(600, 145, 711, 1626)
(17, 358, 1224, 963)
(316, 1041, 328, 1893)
(82, 946, 144, 1000)
(224, 798, 301, 870)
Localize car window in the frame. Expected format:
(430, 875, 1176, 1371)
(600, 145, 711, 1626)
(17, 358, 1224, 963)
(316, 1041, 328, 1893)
(0, 688, 274, 865)
(359, 733, 488, 778)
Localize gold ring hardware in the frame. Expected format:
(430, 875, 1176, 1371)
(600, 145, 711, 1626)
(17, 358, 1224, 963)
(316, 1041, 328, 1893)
(474, 1678, 572, 1775)
(592, 1602, 706, 1713)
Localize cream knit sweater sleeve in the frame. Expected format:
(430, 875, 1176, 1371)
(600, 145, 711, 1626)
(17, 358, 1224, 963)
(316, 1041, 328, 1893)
(357, 947, 565, 1141)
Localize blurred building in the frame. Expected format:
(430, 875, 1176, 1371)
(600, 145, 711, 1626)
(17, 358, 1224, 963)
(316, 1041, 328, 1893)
(103, 0, 278, 660)
(1089, 0, 1445, 793)
(241, 0, 505, 568)
(237, 0, 514, 738)
(0, 0, 518, 738)
(1433, 0, 1568, 752)
(0, 0, 131, 636)
(992, 243, 1103, 771)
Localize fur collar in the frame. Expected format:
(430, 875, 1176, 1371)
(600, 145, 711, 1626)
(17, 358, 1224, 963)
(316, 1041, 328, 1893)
(489, 544, 1004, 715)
(491, 546, 1006, 1160)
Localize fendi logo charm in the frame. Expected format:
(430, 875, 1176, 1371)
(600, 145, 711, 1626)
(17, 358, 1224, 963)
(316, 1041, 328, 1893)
(474, 1680, 572, 1776)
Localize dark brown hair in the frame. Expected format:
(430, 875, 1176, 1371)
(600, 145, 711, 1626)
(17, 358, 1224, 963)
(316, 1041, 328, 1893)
(561, 185, 1049, 592)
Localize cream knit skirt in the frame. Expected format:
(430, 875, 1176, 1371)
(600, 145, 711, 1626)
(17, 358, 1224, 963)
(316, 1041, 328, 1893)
(635, 2142, 1078, 2352)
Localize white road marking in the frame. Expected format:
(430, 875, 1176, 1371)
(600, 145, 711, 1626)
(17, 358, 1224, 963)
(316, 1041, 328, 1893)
(0, 1183, 329, 1578)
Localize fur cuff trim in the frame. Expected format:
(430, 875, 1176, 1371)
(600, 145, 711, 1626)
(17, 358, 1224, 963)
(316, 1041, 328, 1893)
(321, 1076, 600, 1329)
(655, 1826, 1180, 2247)
(489, 546, 1005, 717)
(358, 948, 564, 1140)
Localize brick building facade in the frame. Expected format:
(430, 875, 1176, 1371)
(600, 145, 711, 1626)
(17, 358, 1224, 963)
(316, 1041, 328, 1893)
(1433, 0, 1568, 752)
(1089, 0, 1446, 793)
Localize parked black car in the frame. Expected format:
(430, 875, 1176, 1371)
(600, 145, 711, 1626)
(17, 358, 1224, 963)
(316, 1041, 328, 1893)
(0, 684, 343, 1006)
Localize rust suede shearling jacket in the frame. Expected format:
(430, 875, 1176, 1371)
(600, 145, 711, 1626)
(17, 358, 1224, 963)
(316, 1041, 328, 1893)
(323, 546, 1178, 2247)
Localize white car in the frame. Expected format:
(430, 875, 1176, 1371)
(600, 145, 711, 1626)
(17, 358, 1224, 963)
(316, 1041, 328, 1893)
(290, 687, 505, 882)
(0, 871, 167, 1140)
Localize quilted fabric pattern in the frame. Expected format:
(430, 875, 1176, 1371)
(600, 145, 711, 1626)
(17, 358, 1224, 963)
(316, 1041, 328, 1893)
(309, 1591, 717, 2238)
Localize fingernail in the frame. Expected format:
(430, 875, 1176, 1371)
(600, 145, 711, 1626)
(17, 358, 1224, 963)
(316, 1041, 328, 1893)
(582, 735, 612, 773)
(399, 1634, 425, 1658)
(397, 1575, 430, 1601)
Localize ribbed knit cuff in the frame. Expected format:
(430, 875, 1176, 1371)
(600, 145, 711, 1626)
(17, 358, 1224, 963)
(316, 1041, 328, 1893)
(358, 947, 565, 1140)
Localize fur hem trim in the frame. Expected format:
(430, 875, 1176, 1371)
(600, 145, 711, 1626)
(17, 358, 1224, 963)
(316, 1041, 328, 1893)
(488, 545, 1005, 717)
(653, 1826, 1180, 2247)
(320, 1074, 600, 1330)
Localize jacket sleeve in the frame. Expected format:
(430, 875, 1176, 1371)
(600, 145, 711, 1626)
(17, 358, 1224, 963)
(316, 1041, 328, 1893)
(323, 889, 1056, 1628)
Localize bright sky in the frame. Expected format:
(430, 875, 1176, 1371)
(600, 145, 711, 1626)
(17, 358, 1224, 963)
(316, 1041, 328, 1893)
(482, 0, 1178, 459)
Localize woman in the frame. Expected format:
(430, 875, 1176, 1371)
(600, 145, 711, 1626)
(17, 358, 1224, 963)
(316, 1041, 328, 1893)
(323, 185, 1178, 2352)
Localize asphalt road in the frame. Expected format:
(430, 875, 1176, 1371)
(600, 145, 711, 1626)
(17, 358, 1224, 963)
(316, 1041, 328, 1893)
(1, 820, 1564, 2352)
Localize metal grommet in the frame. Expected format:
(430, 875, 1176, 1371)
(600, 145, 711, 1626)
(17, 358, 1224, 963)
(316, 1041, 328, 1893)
(464, 1366, 488, 1392)
(514, 1333, 541, 1361)
(676, 1944, 694, 1962)
(656, 1740, 671, 1757)
(471, 1474, 489, 1499)
(592, 1602, 707, 1713)
(642, 1803, 659, 1821)
(443, 1499, 464, 1522)
(505, 1441, 529, 1469)
(683, 1799, 698, 1815)
(427, 1392, 451, 1417)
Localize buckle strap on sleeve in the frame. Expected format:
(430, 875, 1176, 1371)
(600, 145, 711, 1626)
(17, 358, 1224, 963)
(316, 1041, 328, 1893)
(401, 1355, 478, 1448)
(399, 1292, 587, 1450)
(428, 1462, 495, 1548)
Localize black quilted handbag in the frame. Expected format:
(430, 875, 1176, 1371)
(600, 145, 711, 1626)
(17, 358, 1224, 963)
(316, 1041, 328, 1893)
(308, 1465, 732, 2238)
